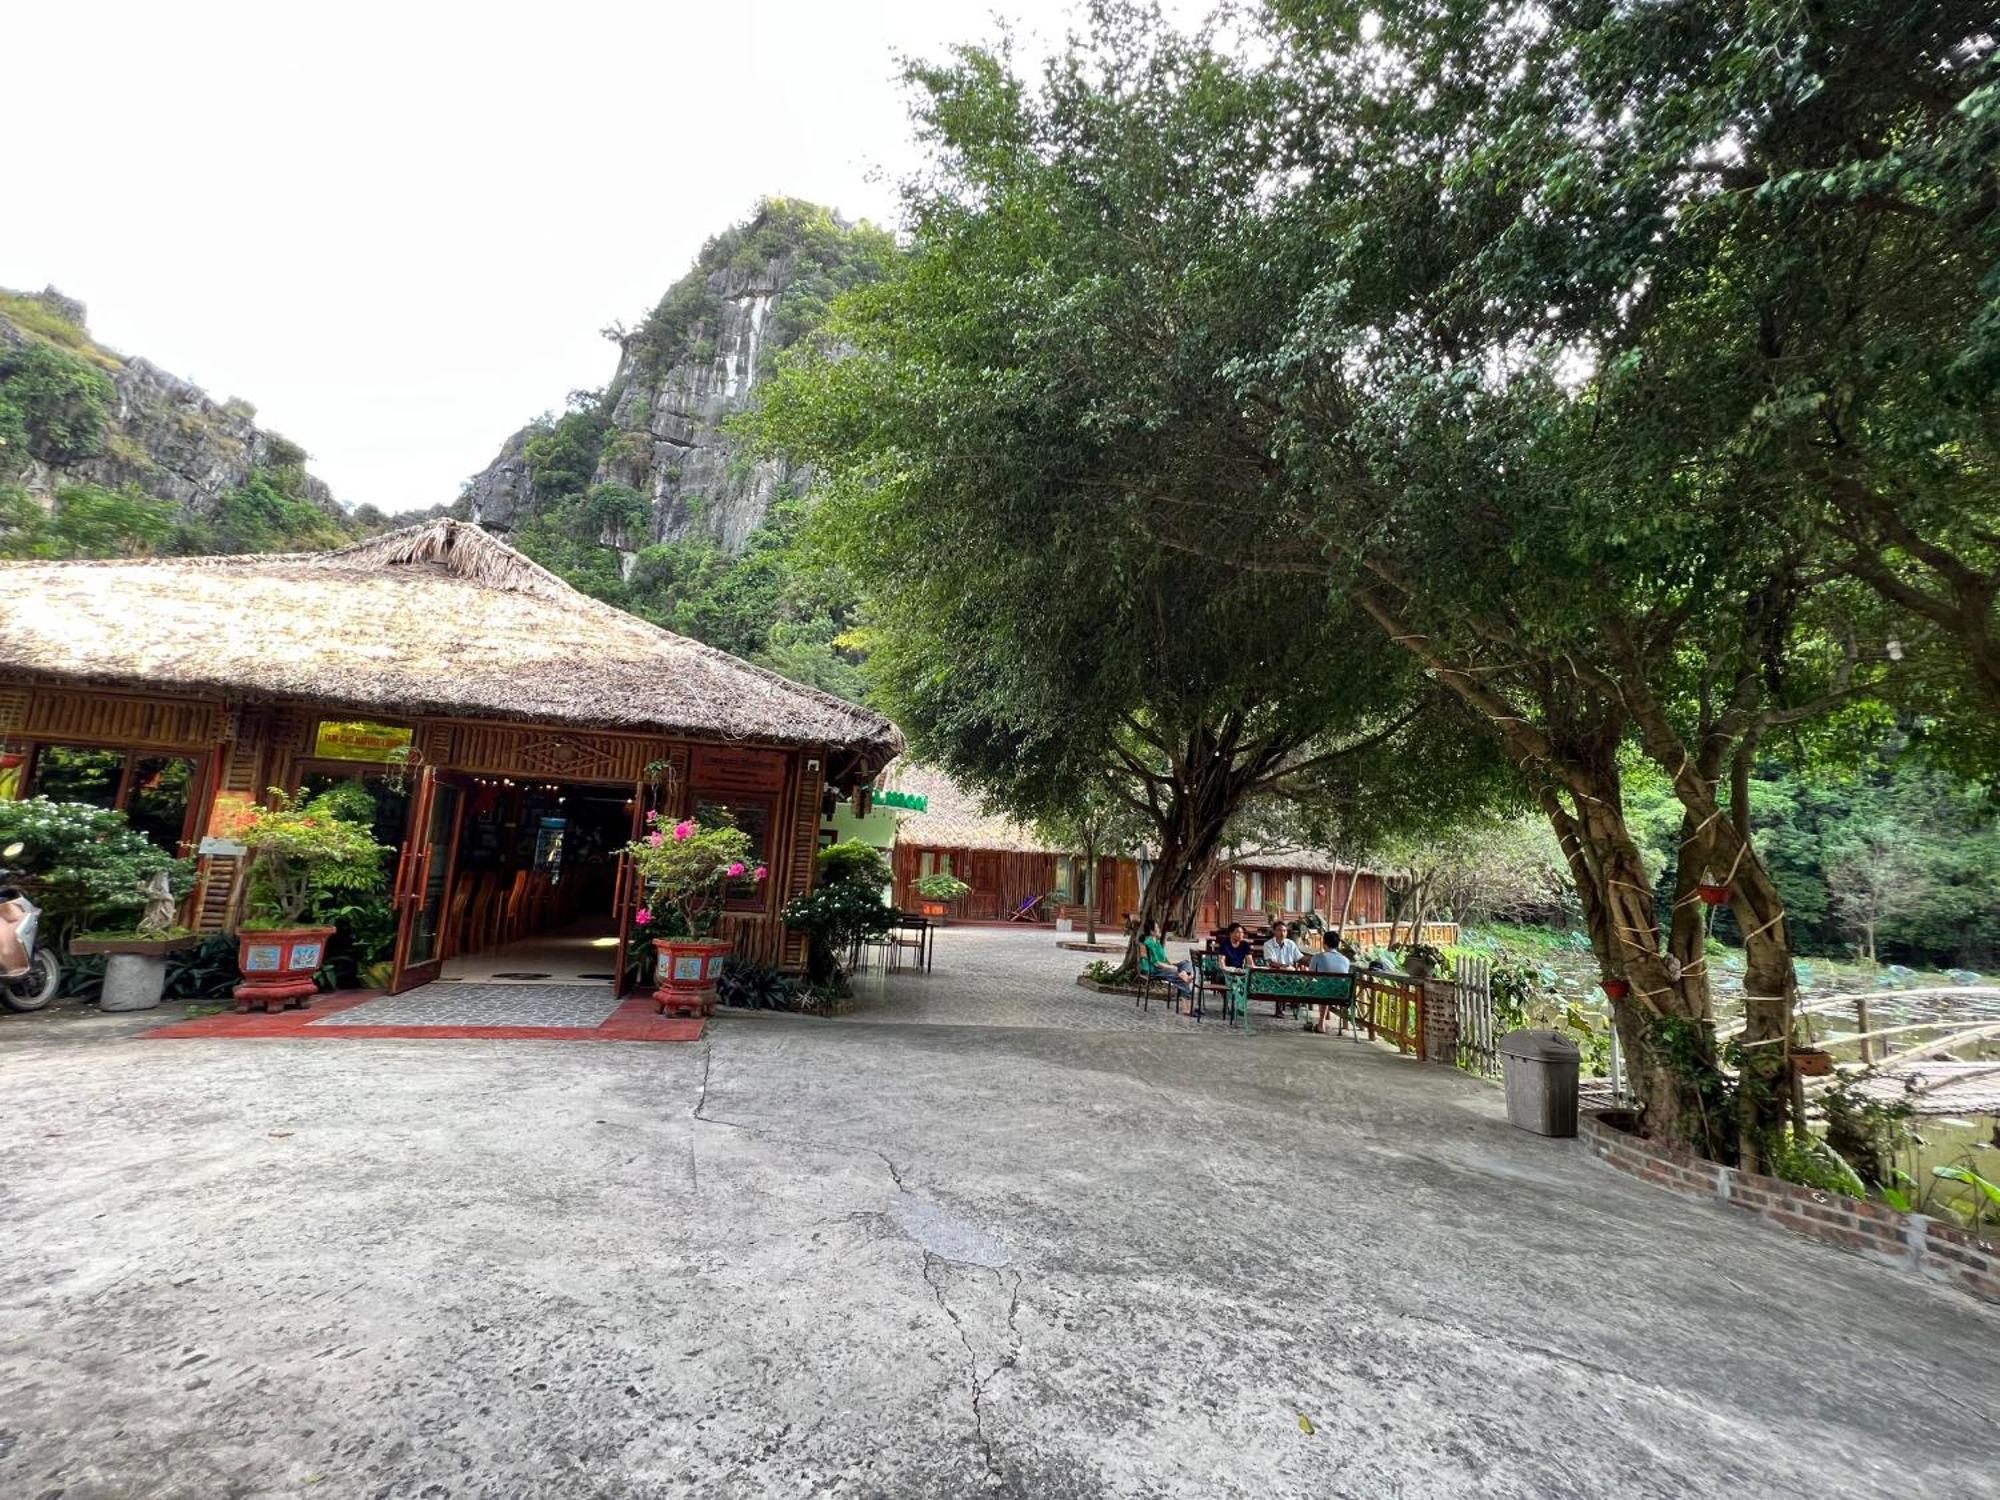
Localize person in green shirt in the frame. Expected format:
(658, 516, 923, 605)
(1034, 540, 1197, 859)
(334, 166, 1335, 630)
(1140, 919, 1194, 1004)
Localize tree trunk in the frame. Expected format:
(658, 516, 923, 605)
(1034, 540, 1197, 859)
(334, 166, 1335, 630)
(1083, 826, 1100, 946)
(1335, 866, 1359, 933)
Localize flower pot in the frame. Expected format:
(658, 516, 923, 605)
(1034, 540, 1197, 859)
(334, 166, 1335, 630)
(919, 902, 948, 918)
(1792, 1046, 1835, 1078)
(652, 936, 735, 1018)
(1697, 883, 1731, 906)
(1601, 977, 1630, 1000)
(233, 926, 335, 1013)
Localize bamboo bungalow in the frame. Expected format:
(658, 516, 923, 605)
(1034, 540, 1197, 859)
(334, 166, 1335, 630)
(881, 763, 1390, 935)
(0, 520, 902, 992)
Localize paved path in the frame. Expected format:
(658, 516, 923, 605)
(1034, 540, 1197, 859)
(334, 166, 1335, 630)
(1, 931, 1996, 1498)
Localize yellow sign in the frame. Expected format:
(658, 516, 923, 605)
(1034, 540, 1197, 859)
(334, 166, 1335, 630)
(313, 719, 413, 763)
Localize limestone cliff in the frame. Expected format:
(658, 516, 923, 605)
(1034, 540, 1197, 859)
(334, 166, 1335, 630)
(0, 287, 343, 526)
(463, 199, 894, 555)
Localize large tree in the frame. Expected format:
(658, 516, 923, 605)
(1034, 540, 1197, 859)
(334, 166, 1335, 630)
(753, 14, 1508, 958)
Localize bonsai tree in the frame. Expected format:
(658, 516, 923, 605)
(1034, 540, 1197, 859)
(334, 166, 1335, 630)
(623, 811, 762, 938)
(235, 787, 389, 930)
(913, 873, 971, 904)
(0, 797, 192, 943)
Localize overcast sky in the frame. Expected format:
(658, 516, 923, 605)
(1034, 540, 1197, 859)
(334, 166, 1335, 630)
(9, 1, 1109, 515)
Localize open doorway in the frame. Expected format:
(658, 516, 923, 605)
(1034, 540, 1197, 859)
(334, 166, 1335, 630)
(385, 771, 644, 995)
(435, 779, 634, 986)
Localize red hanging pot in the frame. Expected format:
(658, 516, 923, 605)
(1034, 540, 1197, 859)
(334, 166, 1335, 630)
(1697, 882, 1731, 906)
(1601, 977, 1630, 1001)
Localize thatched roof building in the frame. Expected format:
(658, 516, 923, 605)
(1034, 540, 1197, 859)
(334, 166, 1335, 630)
(0, 519, 901, 772)
(881, 762, 1062, 853)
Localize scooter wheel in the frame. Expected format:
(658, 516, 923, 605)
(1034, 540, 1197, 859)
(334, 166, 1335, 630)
(0, 950, 61, 1011)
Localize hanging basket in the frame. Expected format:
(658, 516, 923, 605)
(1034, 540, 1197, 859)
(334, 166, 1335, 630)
(1697, 882, 1732, 906)
(1600, 977, 1630, 1001)
(1792, 1046, 1835, 1078)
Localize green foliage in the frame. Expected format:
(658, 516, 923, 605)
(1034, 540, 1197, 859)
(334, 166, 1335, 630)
(818, 838, 891, 891)
(750, 22, 1514, 938)
(0, 482, 177, 559)
(232, 786, 391, 927)
(0, 343, 113, 469)
(183, 469, 350, 555)
(0, 292, 112, 362)
(165, 934, 242, 1000)
(623, 813, 758, 938)
(914, 873, 972, 903)
(782, 878, 892, 984)
(715, 956, 803, 1011)
(1484, 956, 1613, 1078)
(0, 797, 192, 938)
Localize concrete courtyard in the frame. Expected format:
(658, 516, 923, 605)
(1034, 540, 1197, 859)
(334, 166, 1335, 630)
(1, 927, 1995, 1498)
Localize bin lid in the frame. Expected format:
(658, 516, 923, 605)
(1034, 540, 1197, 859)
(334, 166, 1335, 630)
(1499, 1028, 1580, 1061)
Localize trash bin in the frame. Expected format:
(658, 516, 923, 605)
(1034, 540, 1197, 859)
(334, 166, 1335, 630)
(1499, 1029, 1580, 1138)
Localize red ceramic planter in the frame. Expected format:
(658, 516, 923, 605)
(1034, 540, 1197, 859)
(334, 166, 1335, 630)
(1601, 977, 1631, 1000)
(652, 937, 734, 1018)
(233, 926, 335, 1013)
(1697, 883, 1732, 906)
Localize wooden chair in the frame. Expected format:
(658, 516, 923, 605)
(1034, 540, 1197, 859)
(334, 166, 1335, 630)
(441, 877, 473, 960)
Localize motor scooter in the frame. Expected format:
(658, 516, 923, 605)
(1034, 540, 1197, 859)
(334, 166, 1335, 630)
(0, 840, 61, 1010)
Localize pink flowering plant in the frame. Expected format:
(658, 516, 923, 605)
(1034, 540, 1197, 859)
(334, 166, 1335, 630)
(621, 810, 761, 938)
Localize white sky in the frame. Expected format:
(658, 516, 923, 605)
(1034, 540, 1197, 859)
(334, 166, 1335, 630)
(7, 0, 1105, 515)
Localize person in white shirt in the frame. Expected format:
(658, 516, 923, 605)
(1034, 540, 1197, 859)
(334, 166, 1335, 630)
(1262, 921, 1303, 968)
(1309, 937, 1355, 1033)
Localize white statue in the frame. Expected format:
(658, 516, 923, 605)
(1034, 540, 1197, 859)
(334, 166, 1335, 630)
(137, 870, 176, 939)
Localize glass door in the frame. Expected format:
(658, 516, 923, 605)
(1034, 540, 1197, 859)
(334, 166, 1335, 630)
(390, 769, 467, 993)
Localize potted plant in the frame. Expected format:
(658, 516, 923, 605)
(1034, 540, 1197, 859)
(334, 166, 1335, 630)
(231, 788, 388, 1013)
(913, 873, 971, 920)
(71, 869, 201, 1012)
(1696, 881, 1731, 906)
(1792, 1044, 1835, 1077)
(1601, 976, 1631, 1000)
(624, 812, 763, 1017)
(1398, 942, 1448, 982)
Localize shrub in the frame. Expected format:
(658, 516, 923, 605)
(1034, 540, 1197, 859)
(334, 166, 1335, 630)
(783, 879, 892, 983)
(914, 873, 972, 903)
(819, 838, 890, 891)
(0, 798, 192, 941)
(0, 344, 113, 468)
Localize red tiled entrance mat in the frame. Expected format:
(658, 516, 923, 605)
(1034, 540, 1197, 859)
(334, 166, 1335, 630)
(144, 990, 705, 1044)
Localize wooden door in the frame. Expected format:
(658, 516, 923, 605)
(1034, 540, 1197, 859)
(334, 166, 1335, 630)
(611, 778, 650, 997)
(390, 769, 468, 993)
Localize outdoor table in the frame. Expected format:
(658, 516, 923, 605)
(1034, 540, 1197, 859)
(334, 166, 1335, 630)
(1219, 968, 1354, 1033)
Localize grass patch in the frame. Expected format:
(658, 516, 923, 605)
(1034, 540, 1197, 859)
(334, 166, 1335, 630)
(0, 293, 121, 370)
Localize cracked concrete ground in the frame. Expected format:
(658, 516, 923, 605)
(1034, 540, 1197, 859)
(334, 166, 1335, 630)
(2, 927, 1997, 1499)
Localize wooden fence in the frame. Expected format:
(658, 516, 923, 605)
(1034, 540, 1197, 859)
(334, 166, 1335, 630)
(1337, 921, 1460, 949)
(1451, 955, 1498, 1078)
(1354, 971, 1427, 1058)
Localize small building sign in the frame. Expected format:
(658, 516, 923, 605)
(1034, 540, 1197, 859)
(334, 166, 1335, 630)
(313, 719, 414, 763)
(873, 788, 928, 811)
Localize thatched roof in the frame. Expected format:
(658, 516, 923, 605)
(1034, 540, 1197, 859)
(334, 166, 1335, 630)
(0, 519, 902, 769)
(881, 763, 1065, 853)
(883, 763, 1373, 876)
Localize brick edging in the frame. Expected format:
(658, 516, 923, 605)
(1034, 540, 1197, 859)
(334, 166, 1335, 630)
(1582, 1109, 2000, 1304)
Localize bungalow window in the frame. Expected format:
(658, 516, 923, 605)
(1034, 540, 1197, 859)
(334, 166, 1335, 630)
(919, 851, 952, 879)
(1248, 871, 1265, 911)
(1286, 874, 1313, 913)
(1054, 856, 1077, 903)
(696, 797, 773, 909)
(25, 743, 202, 854)
(1232, 869, 1247, 911)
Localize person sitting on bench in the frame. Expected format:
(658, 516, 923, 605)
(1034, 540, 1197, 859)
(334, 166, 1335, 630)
(1139, 919, 1193, 1003)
